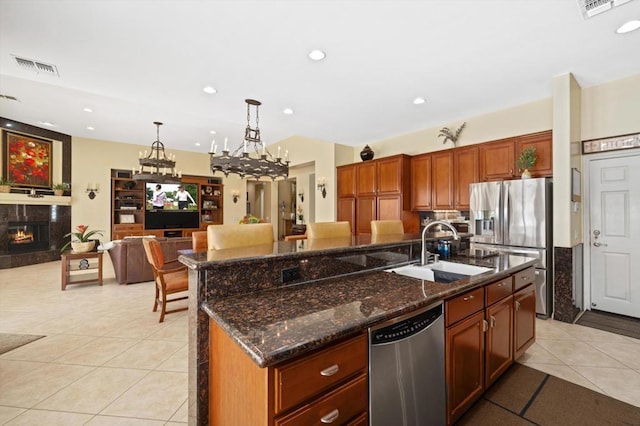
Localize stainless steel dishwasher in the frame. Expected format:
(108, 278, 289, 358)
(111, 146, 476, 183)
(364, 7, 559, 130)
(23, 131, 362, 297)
(369, 302, 446, 426)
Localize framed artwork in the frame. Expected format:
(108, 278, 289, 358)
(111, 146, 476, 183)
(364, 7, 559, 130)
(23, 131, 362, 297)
(3, 132, 53, 188)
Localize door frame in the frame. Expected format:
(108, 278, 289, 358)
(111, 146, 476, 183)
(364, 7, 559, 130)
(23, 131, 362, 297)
(581, 148, 640, 313)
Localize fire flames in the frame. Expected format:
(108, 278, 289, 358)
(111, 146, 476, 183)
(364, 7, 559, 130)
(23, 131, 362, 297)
(10, 230, 34, 244)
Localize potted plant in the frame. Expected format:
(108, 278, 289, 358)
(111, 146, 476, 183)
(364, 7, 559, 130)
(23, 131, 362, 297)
(0, 177, 12, 193)
(60, 224, 104, 253)
(52, 182, 69, 196)
(517, 146, 537, 179)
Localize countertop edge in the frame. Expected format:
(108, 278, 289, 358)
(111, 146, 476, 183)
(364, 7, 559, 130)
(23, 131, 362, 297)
(204, 256, 537, 368)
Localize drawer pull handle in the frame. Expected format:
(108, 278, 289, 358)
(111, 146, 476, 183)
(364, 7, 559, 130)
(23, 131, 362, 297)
(497, 283, 504, 287)
(463, 295, 475, 301)
(320, 364, 339, 377)
(515, 301, 521, 311)
(490, 315, 496, 328)
(321, 409, 340, 423)
(521, 276, 529, 281)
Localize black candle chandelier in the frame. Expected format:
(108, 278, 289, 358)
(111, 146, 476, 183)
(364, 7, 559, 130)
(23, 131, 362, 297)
(209, 99, 289, 180)
(133, 121, 181, 183)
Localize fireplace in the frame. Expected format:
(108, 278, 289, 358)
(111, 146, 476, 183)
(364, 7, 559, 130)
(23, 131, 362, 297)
(0, 204, 71, 268)
(7, 221, 50, 254)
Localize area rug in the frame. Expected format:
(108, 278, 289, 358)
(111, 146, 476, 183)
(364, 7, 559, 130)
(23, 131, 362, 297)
(575, 309, 640, 340)
(0, 333, 46, 355)
(456, 363, 640, 425)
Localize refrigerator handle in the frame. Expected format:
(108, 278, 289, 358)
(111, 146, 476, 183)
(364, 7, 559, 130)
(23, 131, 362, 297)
(503, 181, 510, 244)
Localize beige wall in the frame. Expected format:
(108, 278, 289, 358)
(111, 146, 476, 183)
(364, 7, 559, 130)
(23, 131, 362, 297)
(364, 98, 553, 160)
(582, 74, 640, 141)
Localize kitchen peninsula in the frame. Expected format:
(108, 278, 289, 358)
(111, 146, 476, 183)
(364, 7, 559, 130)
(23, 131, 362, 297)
(179, 234, 537, 425)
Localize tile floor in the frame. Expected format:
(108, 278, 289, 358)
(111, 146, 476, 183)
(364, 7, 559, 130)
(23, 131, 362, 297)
(1, 258, 639, 425)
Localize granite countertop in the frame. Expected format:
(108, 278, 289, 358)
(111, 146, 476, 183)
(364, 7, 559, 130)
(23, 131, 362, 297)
(180, 232, 468, 269)
(201, 253, 537, 368)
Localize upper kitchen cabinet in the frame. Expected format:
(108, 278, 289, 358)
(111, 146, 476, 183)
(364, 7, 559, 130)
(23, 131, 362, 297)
(453, 146, 479, 210)
(337, 155, 417, 235)
(480, 131, 552, 181)
(516, 130, 552, 178)
(337, 164, 356, 198)
(432, 151, 454, 210)
(356, 161, 377, 196)
(410, 153, 432, 211)
(479, 139, 516, 181)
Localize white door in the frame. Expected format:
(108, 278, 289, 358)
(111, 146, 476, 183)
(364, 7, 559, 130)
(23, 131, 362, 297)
(589, 153, 640, 318)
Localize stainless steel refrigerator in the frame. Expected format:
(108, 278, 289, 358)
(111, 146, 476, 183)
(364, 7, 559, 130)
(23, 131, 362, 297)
(469, 178, 552, 317)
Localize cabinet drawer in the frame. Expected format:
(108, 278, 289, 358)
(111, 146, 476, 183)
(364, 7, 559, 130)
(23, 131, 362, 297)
(485, 277, 513, 306)
(113, 224, 143, 231)
(274, 334, 367, 414)
(275, 374, 368, 426)
(514, 267, 535, 291)
(445, 287, 485, 326)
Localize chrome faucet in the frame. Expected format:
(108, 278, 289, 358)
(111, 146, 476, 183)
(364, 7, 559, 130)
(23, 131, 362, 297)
(421, 220, 460, 266)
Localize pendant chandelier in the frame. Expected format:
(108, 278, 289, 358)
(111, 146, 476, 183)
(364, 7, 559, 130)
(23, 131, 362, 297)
(209, 99, 289, 180)
(133, 121, 181, 183)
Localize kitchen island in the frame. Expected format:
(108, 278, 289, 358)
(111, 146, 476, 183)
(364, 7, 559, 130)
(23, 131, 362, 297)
(179, 233, 537, 425)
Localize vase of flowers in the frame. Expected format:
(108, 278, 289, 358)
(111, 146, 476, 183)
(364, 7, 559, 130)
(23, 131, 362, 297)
(0, 177, 12, 193)
(239, 215, 264, 224)
(52, 182, 69, 196)
(60, 225, 104, 253)
(517, 146, 537, 179)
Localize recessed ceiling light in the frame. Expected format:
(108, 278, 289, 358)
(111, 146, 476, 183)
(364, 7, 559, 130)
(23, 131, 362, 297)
(38, 121, 55, 127)
(87, 126, 94, 131)
(308, 49, 326, 61)
(195, 142, 201, 146)
(5, 123, 12, 127)
(203, 86, 217, 94)
(210, 130, 217, 134)
(83, 107, 93, 113)
(413, 97, 426, 105)
(616, 20, 640, 34)
(283, 108, 294, 115)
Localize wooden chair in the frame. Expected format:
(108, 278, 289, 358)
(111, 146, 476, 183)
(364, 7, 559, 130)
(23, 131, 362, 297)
(306, 221, 352, 239)
(207, 223, 274, 250)
(371, 220, 404, 235)
(142, 238, 188, 322)
(192, 231, 208, 253)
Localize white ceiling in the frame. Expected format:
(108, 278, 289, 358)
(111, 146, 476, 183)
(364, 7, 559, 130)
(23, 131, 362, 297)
(0, 0, 639, 154)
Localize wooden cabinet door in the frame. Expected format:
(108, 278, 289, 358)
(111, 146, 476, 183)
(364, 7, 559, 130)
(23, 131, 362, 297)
(337, 198, 356, 234)
(376, 156, 403, 195)
(454, 146, 479, 210)
(516, 130, 552, 178)
(355, 196, 376, 234)
(485, 295, 514, 388)
(446, 310, 485, 425)
(432, 151, 454, 209)
(356, 162, 377, 196)
(479, 139, 515, 181)
(337, 164, 357, 198)
(377, 195, 402, 221)
(514, 284, 536, 359)
(410, 154, 432, 211)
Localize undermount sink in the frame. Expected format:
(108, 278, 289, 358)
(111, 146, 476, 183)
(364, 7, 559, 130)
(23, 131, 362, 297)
(385, 261, 492, 283)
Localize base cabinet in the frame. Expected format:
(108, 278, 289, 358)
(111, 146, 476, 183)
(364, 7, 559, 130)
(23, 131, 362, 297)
(445, 266, 536, 425)
(209, 319, 368, 425)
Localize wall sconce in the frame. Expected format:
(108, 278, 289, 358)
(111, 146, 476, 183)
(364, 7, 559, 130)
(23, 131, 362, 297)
(298, 191, 304, 203)
(232, 190, 240, 204)
(86, 183, 99, 200)
(317, 177, 327, 199)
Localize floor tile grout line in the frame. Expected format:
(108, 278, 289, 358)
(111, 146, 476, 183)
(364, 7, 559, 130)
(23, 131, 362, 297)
(482, 397, 540, 425)
(519, 373, 550, 418)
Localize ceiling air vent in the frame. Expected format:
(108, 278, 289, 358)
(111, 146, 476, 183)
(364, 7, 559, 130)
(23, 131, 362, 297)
(12, 55, 59, 77)
(578, 0, 634, 18)
(0, 94, 20, 101)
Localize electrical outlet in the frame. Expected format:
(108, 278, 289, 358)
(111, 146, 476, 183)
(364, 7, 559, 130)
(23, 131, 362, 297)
(281, 266, 300, 284)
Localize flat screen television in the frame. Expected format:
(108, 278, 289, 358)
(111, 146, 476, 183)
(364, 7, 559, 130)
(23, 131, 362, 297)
(144, 182, 200, 229)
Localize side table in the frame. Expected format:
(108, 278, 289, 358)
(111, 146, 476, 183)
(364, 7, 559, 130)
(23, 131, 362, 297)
(61, 251, 103, 290)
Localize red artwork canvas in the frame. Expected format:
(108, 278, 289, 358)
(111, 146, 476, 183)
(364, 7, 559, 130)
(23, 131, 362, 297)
(3, 132, 52, 188)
